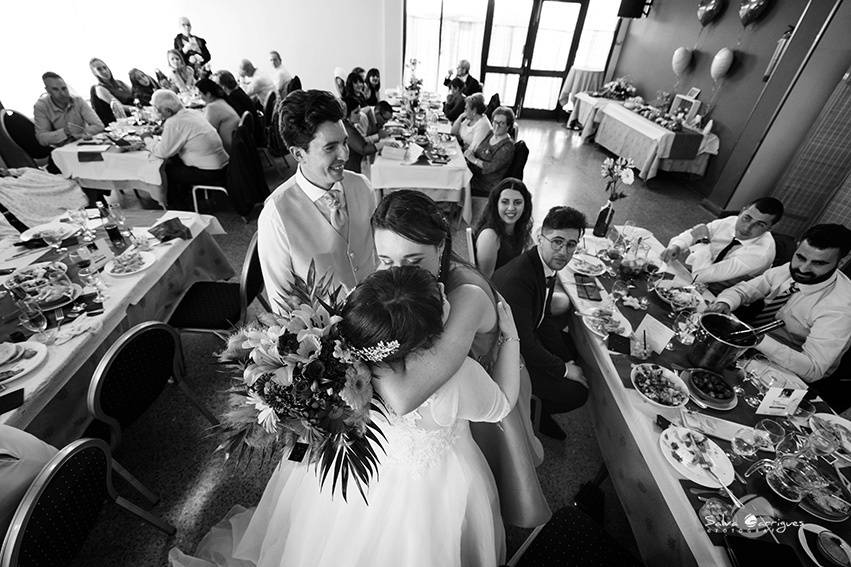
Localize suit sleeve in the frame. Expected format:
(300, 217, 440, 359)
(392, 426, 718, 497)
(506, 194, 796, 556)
(257, 203, 294, 313)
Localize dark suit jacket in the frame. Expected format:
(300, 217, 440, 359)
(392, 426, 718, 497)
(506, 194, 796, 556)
(225, 88, 255, 119)
(492, 247, 565, 382)
(173, 34, 211, 67)
(443, 75, 482, 97)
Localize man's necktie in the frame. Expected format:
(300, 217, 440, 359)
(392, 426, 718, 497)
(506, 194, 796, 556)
(751, 282, 798, 327)
(539, 275, 556, 328)
(324, 189, 348, 233)
(713, 238, 740, 264)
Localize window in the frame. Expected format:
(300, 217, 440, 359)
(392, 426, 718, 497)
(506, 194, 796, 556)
(573, 0, 621, 71)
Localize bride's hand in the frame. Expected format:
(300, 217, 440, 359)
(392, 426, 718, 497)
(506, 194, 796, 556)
(496, 300, 519, 342)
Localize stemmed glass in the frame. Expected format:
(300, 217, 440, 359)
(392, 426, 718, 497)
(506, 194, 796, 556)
(67, 208, 94, 242)
(109, 203, 132, 238)
(40, 228, 68, 256)
(18, 300, 53, 344)
(610, 280, 628, 303)
(731, 427, 761, 462)
(755, 419, 786, 450)
(78, 267, 106, 303)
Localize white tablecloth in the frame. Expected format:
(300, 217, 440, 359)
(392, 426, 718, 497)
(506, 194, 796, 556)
(559, 67, 605, 109)
(571, 93, 619, 141)
(595, 104, 720, 180)
(51, 141, 166, 204)
(371, 139, 473, 224)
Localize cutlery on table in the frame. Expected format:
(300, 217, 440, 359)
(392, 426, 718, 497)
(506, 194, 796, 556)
(687, 431, 744, 509)
(54, 308, 65, 331)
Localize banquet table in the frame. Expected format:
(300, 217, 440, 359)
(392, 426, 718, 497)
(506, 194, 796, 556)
(370, 137, 473, 224)
(570, 92, 619, 141)
(558, 67, 605, 110)
(561, 227, 850, 566)
(51, 140, 166, 206)
(594, 104, 720, 180)
(0, 210, 234, 446)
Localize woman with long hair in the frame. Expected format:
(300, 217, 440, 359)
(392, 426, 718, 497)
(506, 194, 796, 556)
(89, 58, 135, 124)
(128, 68, 159, 106)
(170, 266, 521, 566)
(365, 68, 381, 106)
(371, 190, 551, 529)
(197, 78, 239, 153)
(473, 177, 533, 278)
(166, 48, 196, 93)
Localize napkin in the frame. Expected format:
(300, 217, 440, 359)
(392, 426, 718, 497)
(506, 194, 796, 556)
(53, 314, 102, 345)
(633, 314, 675, 354)
(381, 146, 406, 161)
(148, 218, 191, 242)
(574, 275, 602, 301)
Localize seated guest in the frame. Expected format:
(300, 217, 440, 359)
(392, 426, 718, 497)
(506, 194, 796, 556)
(451, 93, 491, 151)
(33, 72, 104, 147)
(492, 206, 589, 440)
(142, 89, 228, 209)
(344, 72, 374, 136)
(173, 16, 211, 72)
(0, 167, 87, 232)
(352, 66, 366, 81)
(342, 96, 395, 174)
(443, 78, 466, 122)
(465, 106, 515, 197)
(708, 223, 851, 383)
(239, 59, 274, 106)
(0, 426, 57, 537)
(128, 68, 159, 106)
(473, 177, 533, 278)
(365, 68, 382, 106)
(269, 50, 292, 94)
(332, 67, 346, 97)
(197, 78, 239, 154)
(214, 70, 254, 118)
(89, 58, 135, 124)
(443, 59, 482, 96)
(360, 100, 394, 144)
(166, 49, 196, 93)
(374, 100, 394, 130)
(662, 197, 783, 290)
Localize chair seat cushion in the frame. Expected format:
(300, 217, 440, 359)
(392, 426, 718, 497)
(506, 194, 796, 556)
(168, 281, 241, 330)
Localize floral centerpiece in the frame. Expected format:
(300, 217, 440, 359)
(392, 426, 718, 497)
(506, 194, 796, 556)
(596, 76, 638, 100)
(405, 58, 423, 93)
(593, 157, 636, 237)
(217, 263, 386, 502)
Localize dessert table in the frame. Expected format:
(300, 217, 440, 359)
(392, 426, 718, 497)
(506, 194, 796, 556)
(594, 104, 720, 180)
(0, 210, 234, 446)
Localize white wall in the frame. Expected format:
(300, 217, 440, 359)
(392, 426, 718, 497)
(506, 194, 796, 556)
(0, 0, 403, 116)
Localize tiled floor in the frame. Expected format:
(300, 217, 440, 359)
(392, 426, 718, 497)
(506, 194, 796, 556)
(68, 120, 714, 566)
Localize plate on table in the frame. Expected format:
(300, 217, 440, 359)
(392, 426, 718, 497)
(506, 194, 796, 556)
(568, 254, 606, 277)
(659, 426, 734, 487)
(582, 306, 629, 338)
(800, 489, 851, 523)
(631, 363, 690, 409)
(810, 414, 851, 464)
(104, 251, 155, 277)
(683, 368, 737, 411)
(37, 283, 81, 311)
(0, 342, 47, 385)
(20, 222, 78, 243)
(654, 280, 704, 311)
(799, 523, 851, 566)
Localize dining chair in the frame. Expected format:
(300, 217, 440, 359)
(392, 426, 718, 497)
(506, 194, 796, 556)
(89, 86, 117, 125)
(168, 231, 270, 339)
(2, 110, 52, 162)
(0, 438, 174, 567)
(286, 76, 302, 94)
(506, 140, 529, 180)
(0, 110, 37, 169)
(485, 93, 501, 120)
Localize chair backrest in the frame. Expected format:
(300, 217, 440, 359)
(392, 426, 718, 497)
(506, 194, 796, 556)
(506, 140, 529, 180)
(263, 91, 277, 129)
(772, 232, 796, 266)
(0, 439, 114, 567)
(485, 93, 501, 120)
(86, 322, 183, 449)
(240, 232, 265, 318)
(3, 110, 52, 161)
(287, 76, 302, 94)
(0, 111, 37, 168)
(226, 113, 269, 216)
(89, 85, 116, 126)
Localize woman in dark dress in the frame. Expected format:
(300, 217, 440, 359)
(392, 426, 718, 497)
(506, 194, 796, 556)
(128, 69, 159, 106)
(473, 177, 533, 278)
(89, 58, 135, 124)
(365, 68, 382, 106)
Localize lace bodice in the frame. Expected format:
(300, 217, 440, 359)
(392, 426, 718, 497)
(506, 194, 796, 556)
(380, 398, 461, 472)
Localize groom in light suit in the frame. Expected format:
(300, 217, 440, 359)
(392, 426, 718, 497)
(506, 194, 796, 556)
(258, 90, 377, 308)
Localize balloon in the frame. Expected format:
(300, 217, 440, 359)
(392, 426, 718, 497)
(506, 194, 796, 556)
(739, 0, 772, 27)
(711, 48, 734, 81)
(697, 0, 726, 26)
(672, 47, 693, 76)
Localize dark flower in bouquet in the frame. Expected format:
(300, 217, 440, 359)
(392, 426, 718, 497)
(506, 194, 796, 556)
(216, 263, 386, 502)
(601, 76, 638, 100)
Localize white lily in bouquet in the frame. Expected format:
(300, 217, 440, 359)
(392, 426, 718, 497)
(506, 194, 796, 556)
(601, 156, 636, 202)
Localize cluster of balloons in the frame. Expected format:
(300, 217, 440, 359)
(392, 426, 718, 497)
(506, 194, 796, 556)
(698, 0, 773, 27)
(672, 47, 734, 81)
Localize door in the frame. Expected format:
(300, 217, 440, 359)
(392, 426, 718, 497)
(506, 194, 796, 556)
(480, 0, 588, 118)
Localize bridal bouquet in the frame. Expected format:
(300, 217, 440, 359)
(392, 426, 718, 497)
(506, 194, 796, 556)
(217, 263, 386, 502)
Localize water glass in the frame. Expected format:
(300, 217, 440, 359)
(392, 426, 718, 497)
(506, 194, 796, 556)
(803, 431, 839, 461)
(611, 280, 628, 303)
(78, 267, 106, 303)
(732, 427, 760, 461)
(18, 301, 53, 343)
(67, 208, 94, 242)
(755, 419, 786, 449)
(41, 229, 67, 255)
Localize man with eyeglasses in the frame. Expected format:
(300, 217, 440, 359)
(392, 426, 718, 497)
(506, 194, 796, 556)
(493, 206, 589, 440)
(661, 197, 784, 291)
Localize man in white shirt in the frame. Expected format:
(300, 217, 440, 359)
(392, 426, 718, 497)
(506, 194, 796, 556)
(33, 72, 104, 147)
(258, 90, 377, 307)
(708, 223, 851, 383)
(269, 50, 292, 94)
(239, 59, 274, 107)
(661, 198, 783, 291)
(0, 426, 57, 536)
(143, 89, 229, 209)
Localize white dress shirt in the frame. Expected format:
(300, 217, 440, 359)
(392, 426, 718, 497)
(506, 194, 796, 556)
(272, 66, 293, 93)
(717, 264, 851, 382)
(0, 426, 57, 536)
(295, 168, 347, 225)
(669, 216, 775, 284)
(148, 109, 229, 170)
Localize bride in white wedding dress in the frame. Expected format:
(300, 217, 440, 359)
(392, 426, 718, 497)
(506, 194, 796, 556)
(169, 266, 521, 567)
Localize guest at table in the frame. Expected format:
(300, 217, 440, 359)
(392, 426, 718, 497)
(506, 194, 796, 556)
(166, 49, 196, 93)
(197, 78, 239, 154)
(443, 78, 466, 122)
(365, 68, 382, 106)
(88, 58, 135, 125)
(492, 206, 589, 440)
(342, 96, 395, 175)
(0, 426, 57, 537)
(239, 59, 274, 107)
(443, 59, 482, 96)
(143, 89, 228, 209)
(451, 93, 491, 152)
(33, 72, 104, 147)
(708, 223, 851, 382)
(465, 106, 515, 197)
(173, 16, 211, 72)
(128, 68, 159, 106)
(474, 177, 532, 278)
(269, 50, 292, 94)
(258, 89, 377, 301)
(661, 197, 783, 290)
(352, 66, 366, 81)
(332, 67, 346, 97)
(214, 70, 254, 118)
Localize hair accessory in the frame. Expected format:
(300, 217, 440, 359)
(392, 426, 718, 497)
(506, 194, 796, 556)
(352, 340, 400, 363)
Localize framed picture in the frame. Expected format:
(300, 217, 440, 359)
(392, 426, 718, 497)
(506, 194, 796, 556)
(669, 95, 701, 122)
(686, 87, 701, 98)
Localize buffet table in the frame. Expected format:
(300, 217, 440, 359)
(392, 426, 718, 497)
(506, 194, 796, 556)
(570, 92, 619, 141)
(594, 104, 720, 180)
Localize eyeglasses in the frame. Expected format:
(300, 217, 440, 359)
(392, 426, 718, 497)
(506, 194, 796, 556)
(493, 120, 508, 127)
(540, 233, 578, 252)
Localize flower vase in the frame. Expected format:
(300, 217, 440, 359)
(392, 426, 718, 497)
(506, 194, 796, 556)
(593, 200, 615, 238)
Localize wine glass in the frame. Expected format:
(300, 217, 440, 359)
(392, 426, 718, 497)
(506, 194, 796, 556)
(744, 373, 777, 409)
(611, 280, 628, 303)
(801, 431, 839, 461)
(67, 208, 94, 242)
(78, 267, 106, 303)
(755, 419, 786, 449)
(732, 427, 760, 462)
(789, 401, 816, 430)
(18, 301, 52, 343)
(41, 228, 68, 256)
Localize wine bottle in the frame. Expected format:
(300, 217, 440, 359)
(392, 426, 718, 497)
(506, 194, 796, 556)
(592, 200, 614, 238)
(96, 202, 126, 251)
